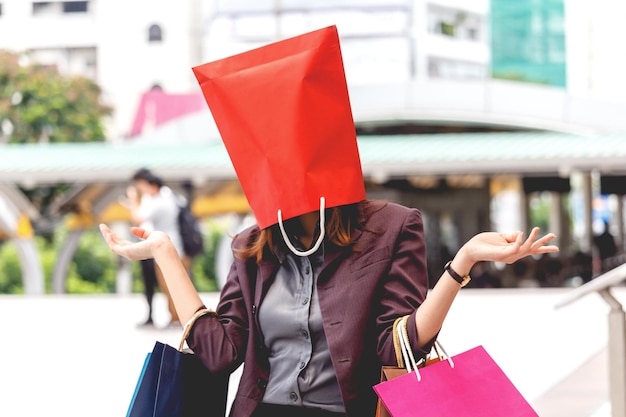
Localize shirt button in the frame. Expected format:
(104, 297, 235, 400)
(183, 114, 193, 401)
(289, 392, 298, 402)
(302, 297, 309, 305)
(299, 361, 306, 369)
(302, 330, 309, 339)
(305, 266, 311, 275)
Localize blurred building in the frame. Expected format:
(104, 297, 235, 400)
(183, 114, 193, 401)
(203, 1, 489, 86)
(1, 0, 625, 136)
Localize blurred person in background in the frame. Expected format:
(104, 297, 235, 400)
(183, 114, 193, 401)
(127, 168, 189, 327)
(594, 220, 618, 273)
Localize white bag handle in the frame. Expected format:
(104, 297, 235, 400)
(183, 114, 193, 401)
(397, 316, 422, 381)
(277, 196, 326, 257)
(396, 316, 455, 383)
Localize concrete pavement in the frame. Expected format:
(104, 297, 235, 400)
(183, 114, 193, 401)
(0, 287, 622, 417)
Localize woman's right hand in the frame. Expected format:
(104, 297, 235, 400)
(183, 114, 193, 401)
(99, 223, 171, 261)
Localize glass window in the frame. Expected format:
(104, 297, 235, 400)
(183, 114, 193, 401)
(148, 24, 163, 42)
(429, 57, 486, 80)
(63, 1, 88, 13)
(438, 22, 455, 37)
(428, 5, 483, 42)
(467, 27, 479, 40)
(491, 0, 566, 87)
(32, 2, 56, 15)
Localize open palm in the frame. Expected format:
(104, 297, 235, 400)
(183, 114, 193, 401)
(99, 224, 169, 261)
(462, 227, 558, 265)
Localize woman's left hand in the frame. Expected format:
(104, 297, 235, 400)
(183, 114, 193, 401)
(459, 227, 559, 266)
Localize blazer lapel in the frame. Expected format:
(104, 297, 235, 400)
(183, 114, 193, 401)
(319, 227, 363, 285)
(255, 259, 279, 306)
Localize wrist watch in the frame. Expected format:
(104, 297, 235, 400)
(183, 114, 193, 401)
(444, 261, 471, 287)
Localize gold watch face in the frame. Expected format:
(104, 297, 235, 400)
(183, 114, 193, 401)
(460, 276, 471, 287)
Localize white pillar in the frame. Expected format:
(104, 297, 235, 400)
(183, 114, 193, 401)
(111, 221, 133, 295)
(549, 191, 571, 251)
(599, 289, 626, 417)
(14, 239, 45, 295)
(617, 196, 625, 252)
(582, 172, 594, 254)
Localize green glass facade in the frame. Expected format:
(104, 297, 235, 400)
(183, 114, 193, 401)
(491, 0, 566, 87)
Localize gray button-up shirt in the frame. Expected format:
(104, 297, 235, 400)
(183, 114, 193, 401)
(258, 242, 345, 412)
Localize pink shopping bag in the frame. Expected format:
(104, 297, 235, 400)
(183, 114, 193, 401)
(373, 345, 539, 417)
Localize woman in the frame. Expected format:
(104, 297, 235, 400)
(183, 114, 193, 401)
(100, 199, 557, 417)
(108, 26, 557, 417)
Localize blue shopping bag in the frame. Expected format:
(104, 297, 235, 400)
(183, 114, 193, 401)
(126, 309, 229, 417)
(126, 346, 159, 417)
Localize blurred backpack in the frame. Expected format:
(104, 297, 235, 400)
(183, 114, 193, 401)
(177, 203, 205, 257)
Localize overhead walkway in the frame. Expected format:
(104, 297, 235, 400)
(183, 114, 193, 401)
(349, 79, 626, 135)
(2, 131, 626, 186)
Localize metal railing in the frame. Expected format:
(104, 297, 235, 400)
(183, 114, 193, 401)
(557, 263, 626, 417)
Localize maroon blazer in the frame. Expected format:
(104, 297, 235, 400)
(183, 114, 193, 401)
(188, 201, 430, 417)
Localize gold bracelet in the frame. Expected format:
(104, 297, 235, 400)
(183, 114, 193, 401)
(392, 316, 406, 367)
(179, 308, 217, 351)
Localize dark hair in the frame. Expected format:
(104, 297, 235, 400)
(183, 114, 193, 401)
(132, 168, 164, 188)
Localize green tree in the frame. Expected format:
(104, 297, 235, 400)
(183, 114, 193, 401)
(0, 50, 113, 240)
(0, 50, 111, 144)
(67, 229, 117, 293)
(193, 224, 224, 292)
(0, 241, 24, 294)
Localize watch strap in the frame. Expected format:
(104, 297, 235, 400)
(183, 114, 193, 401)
(444, 261, 471, 287)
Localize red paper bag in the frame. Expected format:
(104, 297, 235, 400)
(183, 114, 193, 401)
(192, 25, 365, 229)
(373, 346, 539, 417)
